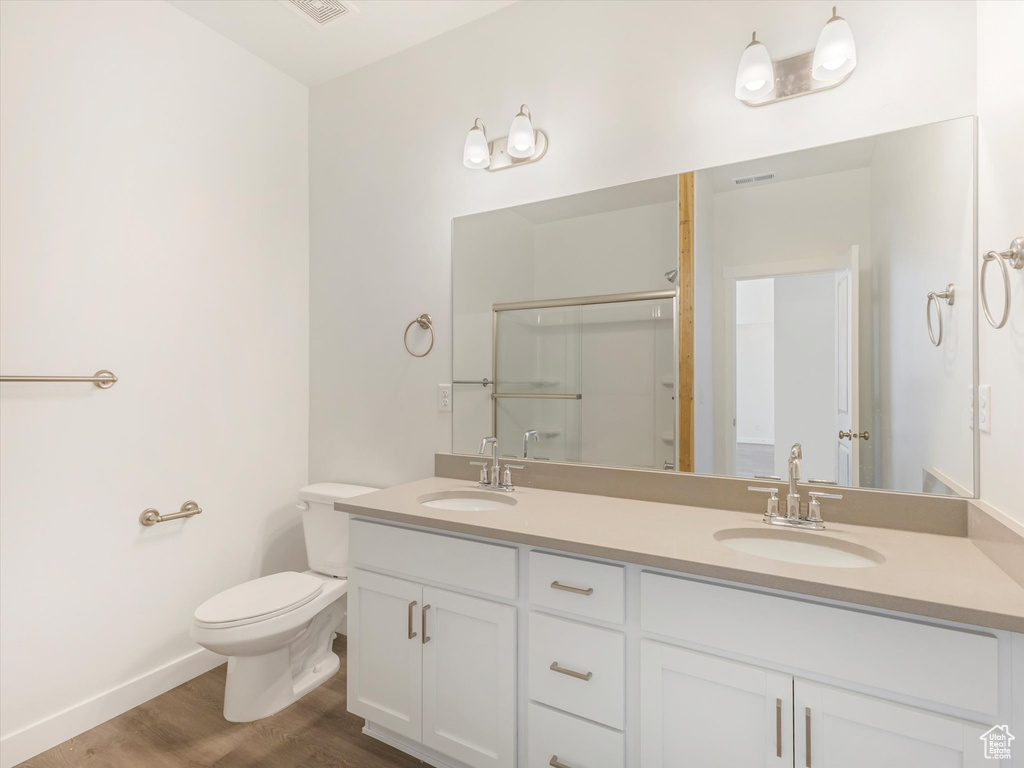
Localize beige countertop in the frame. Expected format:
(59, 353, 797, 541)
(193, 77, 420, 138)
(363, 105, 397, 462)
(338, 476, 1024, 633)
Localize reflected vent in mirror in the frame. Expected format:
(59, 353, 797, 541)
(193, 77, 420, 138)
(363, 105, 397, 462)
(282, 0, 355, 27)
(732, 172, 776, 186)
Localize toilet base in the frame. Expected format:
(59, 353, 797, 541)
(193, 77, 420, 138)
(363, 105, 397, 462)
(222, 598, 344, 722)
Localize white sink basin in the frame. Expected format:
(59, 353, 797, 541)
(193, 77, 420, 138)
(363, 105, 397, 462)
(714, 527, 884, 569)
(418, 490, 517, 512)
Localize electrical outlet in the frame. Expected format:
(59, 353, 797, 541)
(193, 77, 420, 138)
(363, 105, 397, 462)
(979, 384, 991, 434)
(438, 383, 452, 413)
(968, 385, 974, 429)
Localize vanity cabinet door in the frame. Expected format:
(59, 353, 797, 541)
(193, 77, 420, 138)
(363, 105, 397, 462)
(795, 680, 998, 768)
(347, 569, 423, 742)
(421, 586, 516, 768)
(640, 641, 792, 767)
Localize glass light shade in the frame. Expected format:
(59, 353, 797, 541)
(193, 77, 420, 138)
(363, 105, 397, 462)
(735, 39, 775, 100)
(506, 109, 536, 159)
(812, 15, 857, 81)
(463, 123, 490, 169)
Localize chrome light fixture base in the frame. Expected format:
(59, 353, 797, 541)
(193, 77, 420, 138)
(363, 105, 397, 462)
(740, 50, 853, 107)
(485, 130, 548, 172)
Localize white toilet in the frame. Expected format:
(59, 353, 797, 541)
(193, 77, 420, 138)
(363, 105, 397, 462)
(190, 483, 377, 722)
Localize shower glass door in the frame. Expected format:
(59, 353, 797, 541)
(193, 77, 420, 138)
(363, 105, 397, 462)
(494, 296, 675, 469)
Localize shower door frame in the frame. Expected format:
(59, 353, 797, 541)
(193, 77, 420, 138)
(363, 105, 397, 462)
(490, 288, 680, 468)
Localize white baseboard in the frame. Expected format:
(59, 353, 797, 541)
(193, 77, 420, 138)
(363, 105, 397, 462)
(0, 648, 222, 768)
(362, 722, 466, 768)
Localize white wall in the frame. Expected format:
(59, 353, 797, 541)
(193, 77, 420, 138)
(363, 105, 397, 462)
(708, 168, 872, 476)
(532, 202, 677, 297)
(869, 119, 976, 495)
(774, 272, 837, 482)
(308, 0, 978, 489)
(735, 279, 774, 444)
(976, 0, 1024, 525)
(0, 2, 309, 764)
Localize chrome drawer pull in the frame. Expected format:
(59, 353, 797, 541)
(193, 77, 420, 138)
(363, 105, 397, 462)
(550, 580, 594, 596)
(550, 757, 574, 768)
(407, 600, 417, 640)
(805, 707, 812, 768)
(776, 698, 782, 758)
(549, 661, 592, 681)
(422, 604, 431, 645)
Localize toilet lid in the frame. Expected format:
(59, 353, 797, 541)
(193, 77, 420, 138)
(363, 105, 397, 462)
(194, 571, 324, 627)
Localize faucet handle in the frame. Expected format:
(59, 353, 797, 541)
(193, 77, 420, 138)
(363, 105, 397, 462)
(754, 474, 782, 481)
(502, 464, 524, 490)
(747, 486, 781, 519)
(807, 491, 842, 524)
(469, 460, 490, 485)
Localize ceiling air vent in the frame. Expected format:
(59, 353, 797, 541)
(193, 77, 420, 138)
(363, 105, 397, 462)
(282, 0, 355, 27)
(732, 172, 776, 186)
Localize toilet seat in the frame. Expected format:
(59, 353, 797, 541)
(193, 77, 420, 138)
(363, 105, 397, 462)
(194, 571, 324, 629)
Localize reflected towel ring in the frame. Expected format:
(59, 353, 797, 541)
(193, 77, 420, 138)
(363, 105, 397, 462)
(926, 284, 955, 347)
(981, 237, 1024, 330)
(404, 314, 435, 357)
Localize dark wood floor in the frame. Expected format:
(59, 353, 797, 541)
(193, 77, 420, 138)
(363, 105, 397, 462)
(19, 636, 425, 768)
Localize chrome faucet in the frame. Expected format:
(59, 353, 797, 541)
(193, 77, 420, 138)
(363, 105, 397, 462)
(478, 437, 500, 487)
(747, 443, 842, 530)
(472, 437, 522, 491)
(523, 430, 539, 459)
(787, 443, 802, 520)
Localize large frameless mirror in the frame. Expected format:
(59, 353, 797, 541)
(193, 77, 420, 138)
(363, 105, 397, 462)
(452, 116, 976, 497)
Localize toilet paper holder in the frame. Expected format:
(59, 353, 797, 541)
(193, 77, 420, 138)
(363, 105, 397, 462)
(140, 500, 202, 526)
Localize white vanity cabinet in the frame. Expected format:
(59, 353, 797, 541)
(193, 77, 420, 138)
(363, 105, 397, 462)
(347, 518, 1017, 768)
(640, 641, 793, 767)
(794, 681, 995, 768)
(347, 521, 518, 768)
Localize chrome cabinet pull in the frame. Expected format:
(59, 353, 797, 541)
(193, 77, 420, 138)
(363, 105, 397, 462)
(550, 581, 594, 596)
(422, 604, 431, 644)
(549, 662, 592, 681)
(407, 601, 417, 640)
(549, 757, 574, 768)
(805, 707, 812, 768)
(776, 698, 782, 758)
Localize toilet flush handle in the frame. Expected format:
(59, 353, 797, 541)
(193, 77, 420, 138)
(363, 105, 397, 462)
(296, 500, 310, 512)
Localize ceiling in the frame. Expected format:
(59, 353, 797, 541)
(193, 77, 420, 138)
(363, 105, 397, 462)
(167, 0, 517, 86)
(700, 136, 878, 194)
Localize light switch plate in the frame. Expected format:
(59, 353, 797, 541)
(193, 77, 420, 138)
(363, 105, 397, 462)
(438, 383, 452, 413)
(978, 384, 991, 433)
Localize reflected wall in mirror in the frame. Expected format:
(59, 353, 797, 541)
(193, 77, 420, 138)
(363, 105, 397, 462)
(452, 116, 976, 497)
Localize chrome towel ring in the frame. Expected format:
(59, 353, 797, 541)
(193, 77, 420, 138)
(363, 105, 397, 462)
(981, 237, 1024, 330)
(404, 313, 435, 358)
(926, 284, 955, 347)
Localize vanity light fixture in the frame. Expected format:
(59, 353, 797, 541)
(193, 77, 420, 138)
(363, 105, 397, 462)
(735, 33, 775, 100)
(813, 6, 857, 81)
(737, 6, 857, 107)
(463, 105, 548, 172)
(506, 105, 536, 158)
(463, 118, 490, 170)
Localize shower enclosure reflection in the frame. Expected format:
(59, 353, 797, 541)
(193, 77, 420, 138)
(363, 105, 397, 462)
(452, 116, 977, 497)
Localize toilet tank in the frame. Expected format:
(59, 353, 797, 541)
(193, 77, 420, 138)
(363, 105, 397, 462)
(298, 483, 378, 578)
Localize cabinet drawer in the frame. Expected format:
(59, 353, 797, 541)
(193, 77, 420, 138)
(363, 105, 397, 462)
(528, 612, 624, 729)
(350, 519, 517, 599)
(528, 703, 624, 768)
(529, 551, 624, 624)
(641, 571, 1001, 716)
